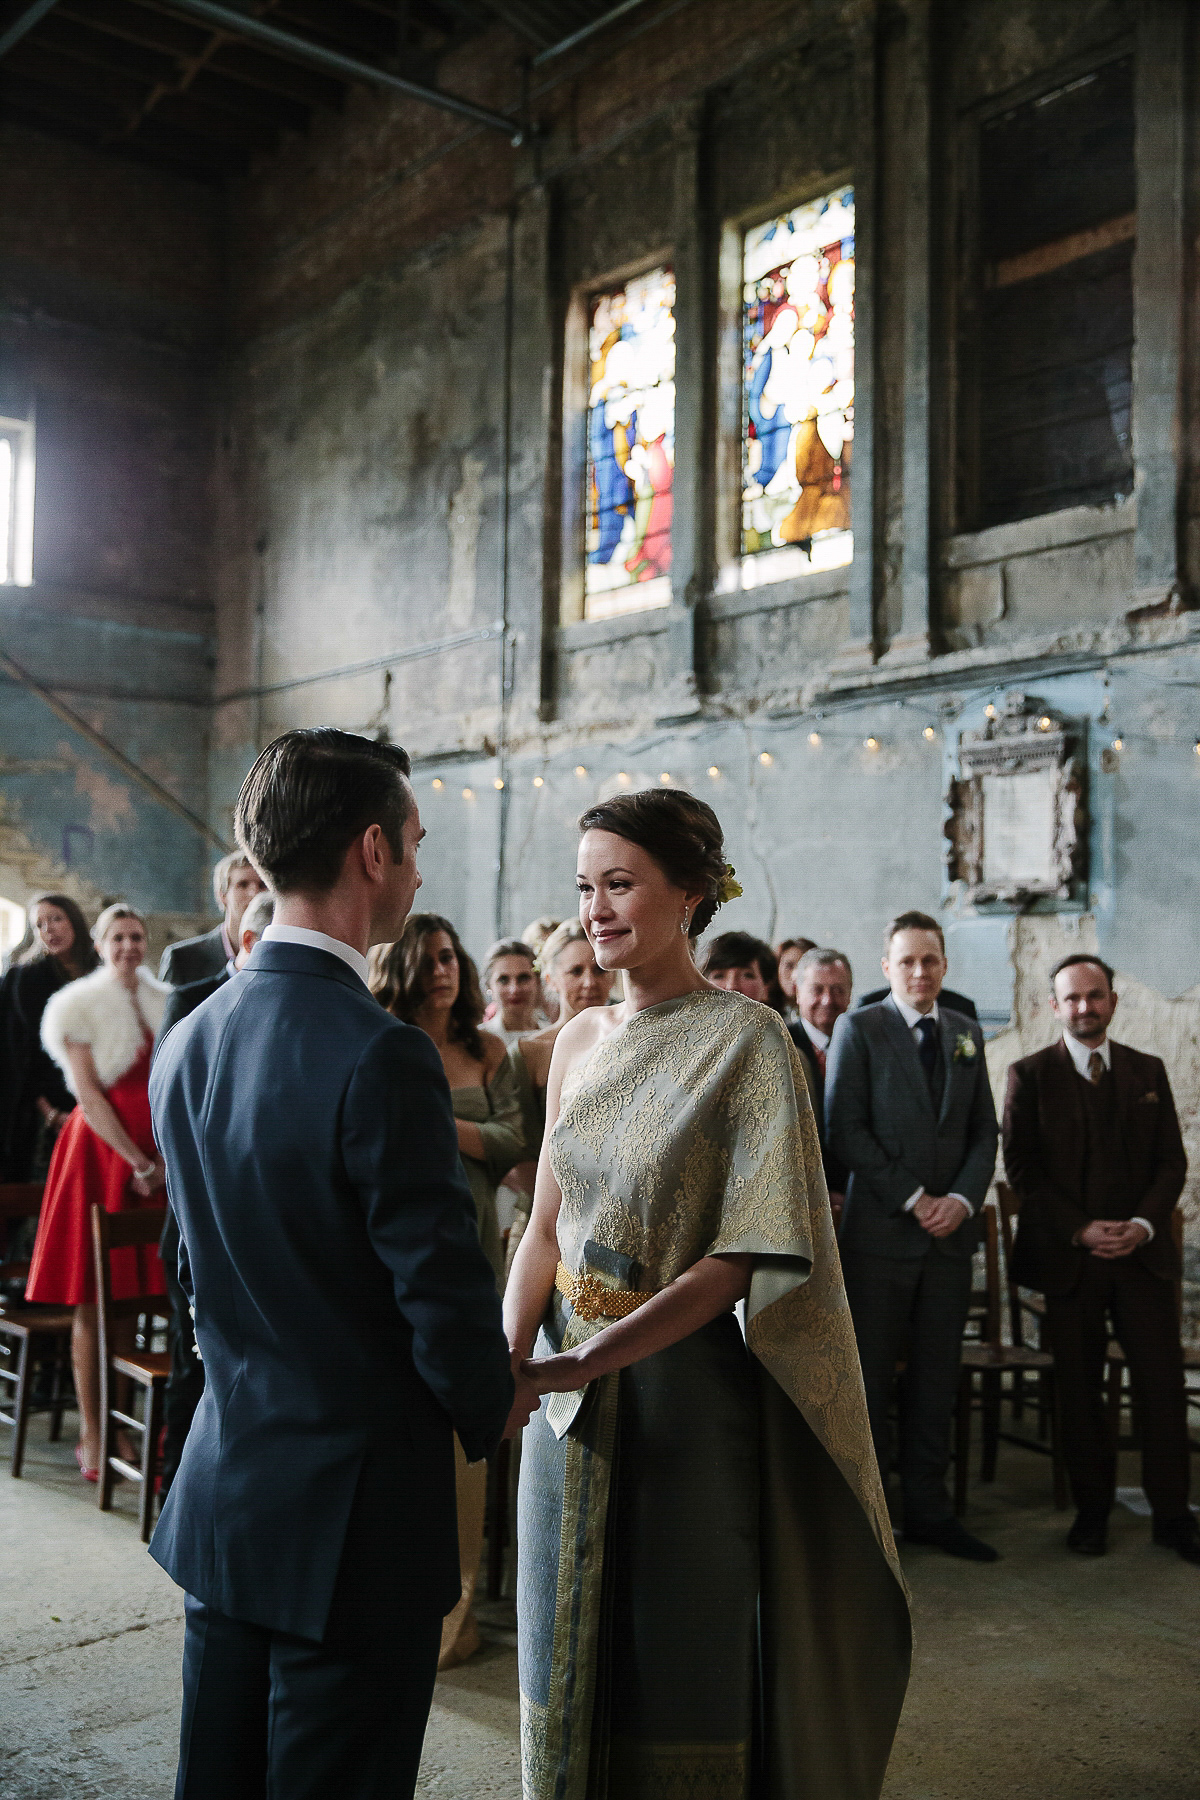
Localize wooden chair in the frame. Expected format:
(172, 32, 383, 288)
(994, 1181, 1054, 1432)
(954, 1200, 1068, 1515)
(90, 1204, 170, 1541)
(0, 1183, 73, 1477)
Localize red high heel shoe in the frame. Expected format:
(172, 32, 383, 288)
(74, 1443, 99, 1484)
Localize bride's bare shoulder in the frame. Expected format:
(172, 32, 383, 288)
(553, 1004, 622, 1073)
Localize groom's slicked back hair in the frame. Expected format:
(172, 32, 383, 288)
(236, 729, 413, 895)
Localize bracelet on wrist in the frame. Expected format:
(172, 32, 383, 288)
(132, 1162, 156, 1181)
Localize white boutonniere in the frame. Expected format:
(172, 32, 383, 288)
(954, 1034, 977, 1062)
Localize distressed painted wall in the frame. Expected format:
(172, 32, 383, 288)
(203, 0, 1199, 1308)
(0, 122, 221, 947)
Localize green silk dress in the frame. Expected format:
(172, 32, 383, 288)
(517, 988, 910, 1800)
(450, 1054, 525, 1284)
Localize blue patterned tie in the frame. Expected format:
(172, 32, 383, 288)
(915, 1016, 938, 1091)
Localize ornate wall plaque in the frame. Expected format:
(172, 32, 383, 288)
(945, 692, 1087, 905)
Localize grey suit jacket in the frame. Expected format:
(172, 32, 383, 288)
(158, 924, 228, 989)
(826, 996, 998, 1262)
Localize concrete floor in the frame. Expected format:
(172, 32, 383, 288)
(2, 1418, 1197, 1799)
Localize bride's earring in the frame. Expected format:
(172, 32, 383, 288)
(680, 909, 690, 935)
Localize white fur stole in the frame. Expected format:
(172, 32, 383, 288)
(41, 965, 169, 1094)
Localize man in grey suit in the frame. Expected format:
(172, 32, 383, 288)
(827, 910, 999, 1561)
(159, 851, 267, 987)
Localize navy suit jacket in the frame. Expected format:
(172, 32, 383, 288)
(826, 995, 997, 1263)
(148, 940, 513, 1641)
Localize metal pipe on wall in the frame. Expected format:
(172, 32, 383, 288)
(0, 0, 58, 60)
(0, 649, 230, 850)
(157, 0, 523, 139)
(493, 200, 518, 939)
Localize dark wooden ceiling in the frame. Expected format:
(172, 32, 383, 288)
(0, 0, 621, 181)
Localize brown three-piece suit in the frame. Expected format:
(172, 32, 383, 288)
(1003, 1037, 1190, 1524)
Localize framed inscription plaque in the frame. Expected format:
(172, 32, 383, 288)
(945, 692, 1086, 906)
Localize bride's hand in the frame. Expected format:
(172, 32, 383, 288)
(519, 1351, 587, 1394)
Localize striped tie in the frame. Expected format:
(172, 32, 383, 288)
(1088, 1051, 1104, 1085)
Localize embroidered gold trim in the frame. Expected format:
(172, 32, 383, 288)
(555, 1262, 656, 1321)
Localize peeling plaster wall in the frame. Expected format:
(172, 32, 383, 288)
(0, 123, 219, 943)
(208, 0, 1198, 1298)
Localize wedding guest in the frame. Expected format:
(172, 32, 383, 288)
(371, 913, 524, 1669)
(155, 890, 275, 1500)
(506, 788, 909, 1799)
(0, 893, 98, 1185)
(789, 947, 852, 1216)
(158, 851, 266, 987)
(25, 904, 169, 1481)
(700, 930, 785, 1011)
(827, 910, 999, 1561)
(521, 916, 562, 1022)
(776, 935, 816, 1019)
(504, 920, 614, 1272)
(150, 729, 517, 1799)
(1003, 954, 1198, 1564)
(482, 938, 543, 1044)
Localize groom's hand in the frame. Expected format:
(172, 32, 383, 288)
(503, 1373, 541, 1440)
(519, 1350, 587, 1394)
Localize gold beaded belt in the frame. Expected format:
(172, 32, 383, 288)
(555, 1262, 656, 1322)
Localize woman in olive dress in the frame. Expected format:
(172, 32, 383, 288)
(504, 789, 910, 1800)
(370, 914, 524, 1667)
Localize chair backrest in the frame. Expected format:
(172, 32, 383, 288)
(993, 1182, 1026, 1345)
(90, 1204, 169, 1332)
(978, 1203, 1003, 1349)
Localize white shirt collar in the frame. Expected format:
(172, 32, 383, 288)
(800, 1016, 831, 1052)
(261, 923, 370, 989)
(1062, 1031, 1110, 1078)
(892, 995, 940, 1031)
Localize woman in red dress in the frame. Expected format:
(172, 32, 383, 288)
(25, 903, 169, 1480)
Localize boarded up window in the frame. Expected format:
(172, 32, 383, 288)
(971, 57, 1134, 529)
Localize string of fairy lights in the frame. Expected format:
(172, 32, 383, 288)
(418, 695, 1200, 802)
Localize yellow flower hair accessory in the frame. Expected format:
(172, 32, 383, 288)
(717, 864, 743, 905)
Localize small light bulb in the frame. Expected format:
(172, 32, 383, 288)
(431, 777, 444, 790)
(493, 777, 505, 790)
(617, 771, 631, 786)
(758, 751, 774, 766)
(575, 764, 587, 777)
(865, 736, 879, 751)
(1111, 737, 1123, 752)
(1038, 716, 1053, 732)
(462, 787, 474, 800)
(533, 775, 544, 788)
(923, 726, 936, 741)
(1194, 740, 1200, 758)
(707, 765, 720, 779)
(985, 703, 997, 720)
(660, 772, 671, 784)
(808, 731, 821, 747)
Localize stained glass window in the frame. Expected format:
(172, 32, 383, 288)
(584, 265, 675, 619)
(742, 188, 854, 569)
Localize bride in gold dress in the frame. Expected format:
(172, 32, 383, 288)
(504, 787, 910, 1800)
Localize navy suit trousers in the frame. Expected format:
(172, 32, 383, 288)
(175, 1457, 443, 1799)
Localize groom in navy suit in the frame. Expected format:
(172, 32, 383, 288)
(150, 729, 523, 1800)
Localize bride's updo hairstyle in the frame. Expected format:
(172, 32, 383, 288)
(577, 788, 729, 940)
